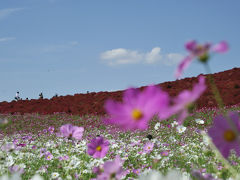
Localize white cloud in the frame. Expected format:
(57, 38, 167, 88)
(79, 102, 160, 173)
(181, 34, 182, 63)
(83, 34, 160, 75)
(100, 47, 183, 66)
(0, 8, 23, 20)
(100, 48, 143, 66)
(145, 47, 162, 64)
(0, 37, 16, 42)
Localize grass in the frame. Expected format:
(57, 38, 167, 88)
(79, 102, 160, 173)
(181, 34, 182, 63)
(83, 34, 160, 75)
(1, 104, 240, 180)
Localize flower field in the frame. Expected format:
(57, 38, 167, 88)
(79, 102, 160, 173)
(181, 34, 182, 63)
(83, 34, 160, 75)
(1, 104, 240, 180)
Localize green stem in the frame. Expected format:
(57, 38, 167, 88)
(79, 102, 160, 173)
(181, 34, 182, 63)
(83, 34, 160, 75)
(204, 63, 224, 110)
(68, 139, 72, 157)
(202, 131, 238, 178)
(204, 63, 239, 133)
(204, 63, 240, 175)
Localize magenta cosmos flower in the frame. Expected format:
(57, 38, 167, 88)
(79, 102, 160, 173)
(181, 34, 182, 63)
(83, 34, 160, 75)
(175, 40, 228, 79)
(169, 75, 206, 125)
(87, 136, 109, 158)
(208, 111, 240, 159)
(95, 155, 126, 180)
(103, 85, 171, 131)
(59, 124, 84, 140)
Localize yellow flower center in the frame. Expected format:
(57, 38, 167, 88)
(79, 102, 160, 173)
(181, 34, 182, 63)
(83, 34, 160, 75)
(199, 53, 209, 63)
(96, 145, 102, 151)
(131, 109, 143, 120)
(110, 173, 116, 178)
(224, 130, 236, 142)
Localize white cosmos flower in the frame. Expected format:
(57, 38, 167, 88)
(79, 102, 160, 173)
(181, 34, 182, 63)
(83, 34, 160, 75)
(169, 136, 177, 142)
(30, 174, 44, 180)
(112, 143, 118, 148)
(0, 117, 8, 125)
(51, 172, 59, 179)
(80, 140, 86, 146)
(171, 121, 178, 127)
(195, 118, 204, 124)
(66, 175, 72, 180)
(154, 122, 161, 130)
(201, 131, 211, 146)
(0, 173, 21, 180)
(5, 155, 14, 166)
(82, 169, 89, 174)
(67, 159, 80, 169)
(138, 169, 190, 180)
(177, 125, 186, 133)
(52, 149, 60, 155)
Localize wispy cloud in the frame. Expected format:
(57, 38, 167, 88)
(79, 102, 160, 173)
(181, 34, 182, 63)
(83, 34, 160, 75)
(164, 53, 184, 66)
(42, 41, 79, 53)
(100, 47, 183, 66)
(0, 37, 16, 42)
(0, 8, 24, 20)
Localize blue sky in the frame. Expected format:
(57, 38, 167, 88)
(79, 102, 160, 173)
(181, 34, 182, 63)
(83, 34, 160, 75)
(0, 0, 240, 102)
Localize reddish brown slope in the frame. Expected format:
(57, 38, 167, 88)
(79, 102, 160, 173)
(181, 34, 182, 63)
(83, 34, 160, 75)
(0, 67, 240, 116)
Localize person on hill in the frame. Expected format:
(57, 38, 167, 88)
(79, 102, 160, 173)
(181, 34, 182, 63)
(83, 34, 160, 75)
(15, 91, 20, 101)
(39, 92, 43, 99)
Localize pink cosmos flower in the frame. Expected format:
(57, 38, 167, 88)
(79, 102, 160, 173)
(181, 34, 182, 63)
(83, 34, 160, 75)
(1, 143, 16, 152)
(45, 151, 53, 160)
(191, 170, 217, 180)
(75, 173, 81, 179)
(175, 40, 228, 79)
(9, 165, 24, 174)
(42, 129, 48, 134)
(95, 155, 126, 180)
(208, 111, 240, 159)
(59, 155, 69, 161)
(130, 140, 141, 147)
(103, 85, 171, 131)
(133, 168, 141, 175)
(48, 126, 55, 134)
(92, 166, 103, 175)
(22, 135, 32, 140)
(138, 151, 143, 155)
(13, 138, 19, 145)
(161, 151, 169, 156)
(59, 124, 84, 140)
(143, 142, 154, 153)
(87, 136, 109, 158)
(169, 75, 206, 125)
(38, 165, 48, 173)
(40, 148, 47, 157)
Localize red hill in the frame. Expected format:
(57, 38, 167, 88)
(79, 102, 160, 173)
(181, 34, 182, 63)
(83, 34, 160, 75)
(1, 67, 240, 116)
